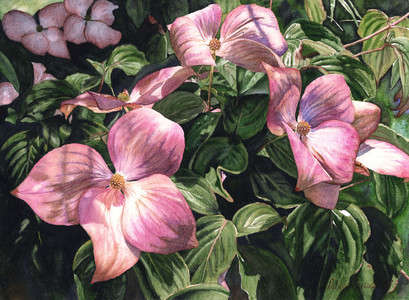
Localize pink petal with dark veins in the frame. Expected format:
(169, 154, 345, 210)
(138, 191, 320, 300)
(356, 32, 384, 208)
(122, 176, 198, 254)
(79, 187, 141, 282)
(91, 0, 118, 25)
(84, 21, 121, 49)
(108, 108, 185, 181)
(351, 101, 381, 143)
(21, 32, 49, 56)
(39, 3, 70, 28)
(63, 14, 87, 44)
(303, 182, 341, 210)
(11, 144, 112, 225)
(2, 10, 37, 42)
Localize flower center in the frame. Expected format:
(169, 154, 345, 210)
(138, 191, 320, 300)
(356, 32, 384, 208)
(209, 38, 221, 52)
(117, 91, 130, 102)
(296, 121, 311, 136)
(84, 14, 91, 22)
(36, 25, 43, 32)
(110, 173, 125, 189)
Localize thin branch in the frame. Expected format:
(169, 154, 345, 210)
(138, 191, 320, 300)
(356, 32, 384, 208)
(344, 12, 409, 48)
(340, 178, 371, 190)
(257, 134, 287, 153)
(352, 43, 389, 57)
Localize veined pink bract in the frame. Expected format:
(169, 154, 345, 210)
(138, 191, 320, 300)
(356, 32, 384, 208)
(169, 4, 287, 73)
(60, 66, 197, 118)
(263, 63, 360, 209)
(11, 108, 198, 282)
(63, 0, 121, 49)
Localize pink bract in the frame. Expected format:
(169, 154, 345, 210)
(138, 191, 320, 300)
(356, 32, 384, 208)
(63, 0, 121, 49)
(0, 82, 19, 106)
(60, 66, 197, 118)
(2, 4, 70, 59)
(169, 4, 287, 73)
(263, 63, 360, 209)
(11, 108, 198, 282)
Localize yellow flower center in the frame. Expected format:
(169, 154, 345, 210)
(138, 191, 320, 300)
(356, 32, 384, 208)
(209, 38, 221, 52)
(117, 91, 130, 102)
(110, 173, 125, 189)
(296, 121, 311, 136)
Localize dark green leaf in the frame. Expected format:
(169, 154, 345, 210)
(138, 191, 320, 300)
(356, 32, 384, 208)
(184, 112, 221, 166)
(363, 207, 403, 297)
(249, 156, 306, 208)
(156, 0, 189, 24)
(236, 67, 269, 96)
(146, 33, 168, 63)
(283, 203, 370, 299)
(204, 166, 234, 202)
(171, 168, 219, 215)
(139, 252, 190, 299)
(192, 137, 248, 177)
(0, 50, 19, 91)
(390, 37, 409, 116)
(222, 94, 268, 140)
(17, 80, 78, 123)
(126, 0, 151, 28)
(238, 245, 297, 300)
(72, 241, 127, 300)
(153, 91, 205, 124)
(64, 73, 100, 94)
(214, 0, 241, 13)
(232, 203, 283, 237)
(393, 195, 409, 275)
(310, 54, 377, 100)
(265, 134, 298, 178)
(165, 284, 229, 300)
(184, 215, 237, 284)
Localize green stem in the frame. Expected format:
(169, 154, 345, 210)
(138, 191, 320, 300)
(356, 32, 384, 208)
(207, 52, 217, 111)
(257, 134, 287, 153)
(339, 178, 371, 191)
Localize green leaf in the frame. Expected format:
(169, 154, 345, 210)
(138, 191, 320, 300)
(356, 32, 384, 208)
(238, 245, 297, 300)
(0, 0, 62, 19)
(305, 0, 327, 24)
(216, 57, 237, 92)
(192, 137, 248, 177)
(146, 33, 168, 63)
(165, 284, 229, 300)
(222, 94, 269, 140)
(17, 79, 78, 123)
(64, 73, 100, 94)
(0, 50, 19, 91)
(184, 215, 237, 284)
(236, 67, 269, 96)
(358, 10, 409, 83)
(232, 203, 283, 237)
(153, 91, 205, 124)
(104, 45, 149, 86)
(184, 112, 221, 166)
(282, 39, 305, 68)
(72, 241, 127, 300)
(392, 195, 409, 275)
(204, 166, 234, 202)
(390, 37, 409, 116)
(126, 0, 151, 28)
(337, 259, 375, 300)
(371, 124, 409, 156)
(155, 0, 189, 24)
(372, 173, 409, 218)
(1, 118, 71, 184)
(138, 252, 190, 299)
(310, 54, 377, 100)
(335, 0, 361, 26)
(265, 134, 298, 179)
(249, 156, 306, 208)
(363, 207, 403, 297)
(171, 168, 219, 215)
(284, 21, 345, 53)
(214, 0, 241, 13)
(283, 203, 370, 299)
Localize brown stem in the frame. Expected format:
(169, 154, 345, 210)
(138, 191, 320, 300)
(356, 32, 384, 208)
(352, 43, 389, 57)
(344, 12, 409, 48)
(270, 0, 273, 10)
(401, 269, 409, 281)
(97, 76, 104, 93)
(207, 52, 217, 111)
(257, 134, 287, 153)
(340, 178, 371, 191)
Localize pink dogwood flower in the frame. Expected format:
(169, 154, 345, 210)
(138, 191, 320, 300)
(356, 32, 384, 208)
(263, 63, 360, 209)
(2, 4, 70, 58)
(352, 101, 409, 181)
(63, 0, 121, 49)
(169, 4, 287, 73)
(11, 108, 198, 282)
(60, 66, 197, 117)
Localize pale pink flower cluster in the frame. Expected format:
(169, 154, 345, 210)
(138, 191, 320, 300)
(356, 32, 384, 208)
(2, 0, 121, 59)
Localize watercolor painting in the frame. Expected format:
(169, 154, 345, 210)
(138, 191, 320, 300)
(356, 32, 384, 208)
(1, 0, 409, 299)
